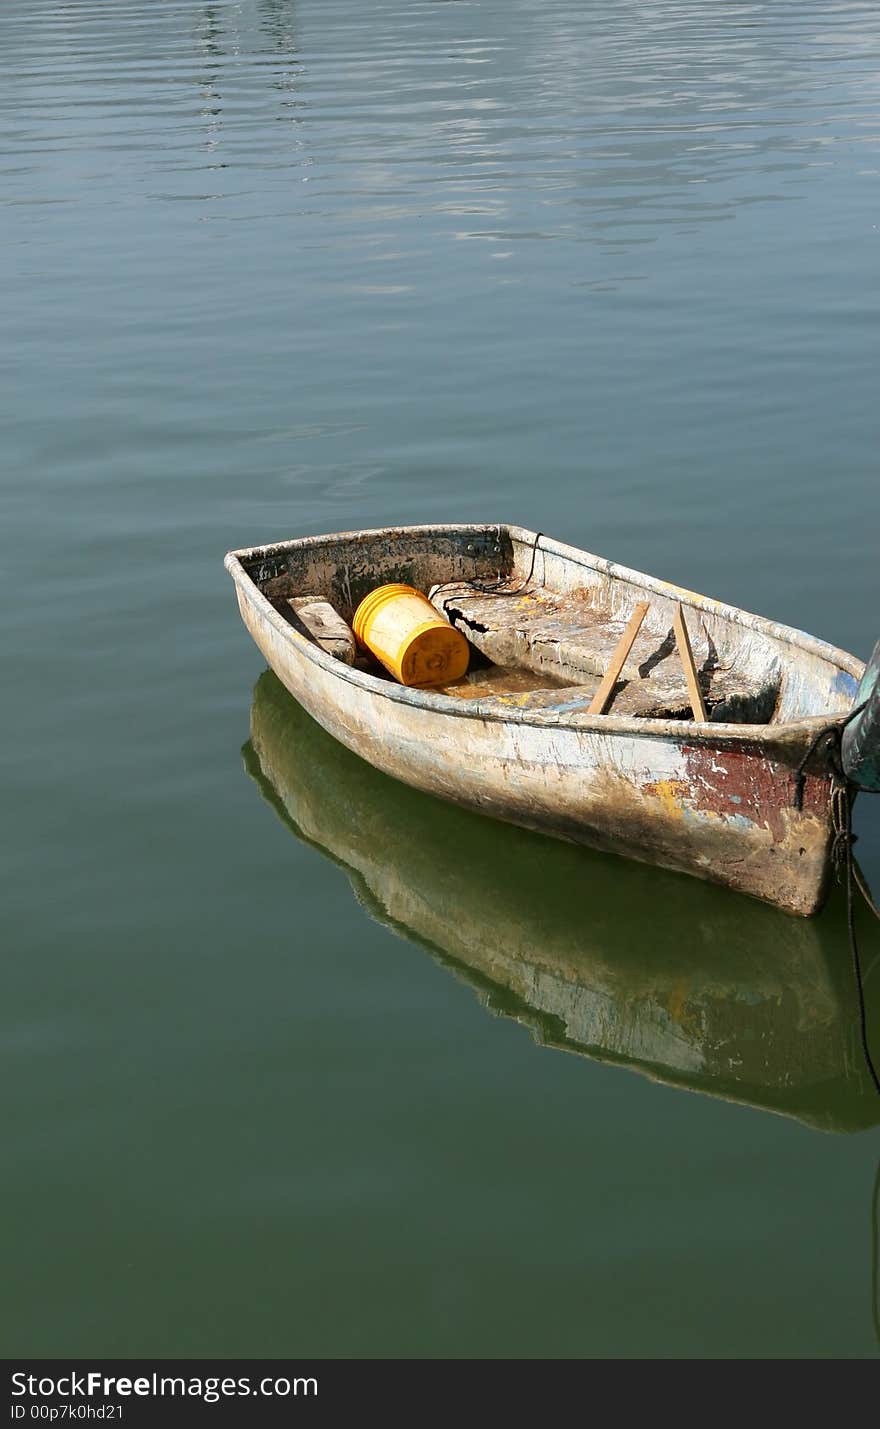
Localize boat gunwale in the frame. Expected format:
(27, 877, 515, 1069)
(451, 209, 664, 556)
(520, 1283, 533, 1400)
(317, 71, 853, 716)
(225, 523, 865, 744)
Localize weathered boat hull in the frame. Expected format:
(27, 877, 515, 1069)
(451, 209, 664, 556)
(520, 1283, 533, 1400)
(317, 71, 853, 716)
(226, 525, 865, 916)
(246, 673, 880, 1132)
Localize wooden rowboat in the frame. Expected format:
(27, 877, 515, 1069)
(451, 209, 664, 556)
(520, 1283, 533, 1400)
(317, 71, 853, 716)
(225, 524, 870, 916)
(245, 672, 880, 1132)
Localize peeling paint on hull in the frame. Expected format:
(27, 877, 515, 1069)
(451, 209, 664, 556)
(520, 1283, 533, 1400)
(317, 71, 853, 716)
(226, 525, 866, 917)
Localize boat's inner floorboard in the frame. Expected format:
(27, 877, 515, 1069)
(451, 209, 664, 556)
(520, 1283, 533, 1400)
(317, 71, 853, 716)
(429, 582, 781, 722)
(262, 564, 782, 723)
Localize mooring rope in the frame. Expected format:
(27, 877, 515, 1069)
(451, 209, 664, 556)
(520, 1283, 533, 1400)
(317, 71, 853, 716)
(828, 758, 880, 1346)
(795, 705, 880, 1097)
(832, 775, 880, 1098)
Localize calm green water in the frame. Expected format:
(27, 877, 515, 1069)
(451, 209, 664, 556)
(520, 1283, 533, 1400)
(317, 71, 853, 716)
(3, 0, 880, 1358)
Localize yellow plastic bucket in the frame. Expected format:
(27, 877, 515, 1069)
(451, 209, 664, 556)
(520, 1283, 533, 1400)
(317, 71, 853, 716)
(352, 583, 470, 687)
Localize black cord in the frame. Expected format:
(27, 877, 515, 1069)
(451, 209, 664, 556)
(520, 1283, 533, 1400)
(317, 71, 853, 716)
(793, 700, 866, 811)
(463, 530, 545, 598)
(828, 776, 880, 1098)
(791, 702, 880, 1097)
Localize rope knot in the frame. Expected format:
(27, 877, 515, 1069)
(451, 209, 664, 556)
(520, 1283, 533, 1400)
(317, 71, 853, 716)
(829, 775, 856, 876)
(831, 826, 859, 872)
(791, 720, 880, 1099)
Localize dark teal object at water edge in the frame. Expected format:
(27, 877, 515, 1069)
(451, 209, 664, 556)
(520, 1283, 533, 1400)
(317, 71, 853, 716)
(843, 641, 880, 792)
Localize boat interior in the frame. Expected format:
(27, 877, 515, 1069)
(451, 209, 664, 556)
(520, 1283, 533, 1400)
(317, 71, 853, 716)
(239, 524, 859, 725)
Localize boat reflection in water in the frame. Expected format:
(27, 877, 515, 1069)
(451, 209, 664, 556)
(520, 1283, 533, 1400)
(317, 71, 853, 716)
(245, 672, 880, 1134)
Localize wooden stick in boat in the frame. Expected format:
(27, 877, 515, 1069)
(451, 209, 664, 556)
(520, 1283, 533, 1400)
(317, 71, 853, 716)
(673, 603, 708, 721)
(588, 601, 650, 715)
